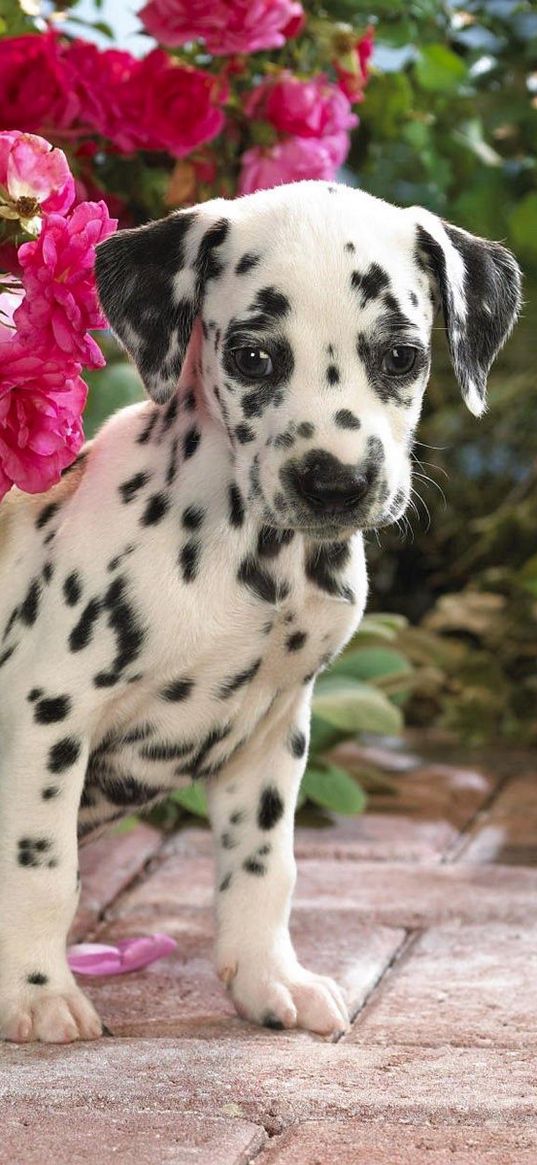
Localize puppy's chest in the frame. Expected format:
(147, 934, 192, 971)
(89, 528, 365, 770)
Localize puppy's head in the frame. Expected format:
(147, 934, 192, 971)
(96, 181, 521, 541)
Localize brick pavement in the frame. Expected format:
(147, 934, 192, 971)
(1, 739, 536, 1164)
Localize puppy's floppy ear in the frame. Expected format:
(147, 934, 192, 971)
(95, 204, 230, 403)
(412, 209, 522, 416)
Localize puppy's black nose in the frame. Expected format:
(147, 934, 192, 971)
(291, 451, 373, 515)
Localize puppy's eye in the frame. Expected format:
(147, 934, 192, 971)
(381, 346, 418, 376)
(231, 347, 273, 379)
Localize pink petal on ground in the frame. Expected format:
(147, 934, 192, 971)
(67, 933, 178, 976)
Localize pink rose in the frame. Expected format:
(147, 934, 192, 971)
(62, 42, 224, 157)
(0, 33, 79, 134)
(248, 74, 357, 139)
(239, 135, 350, 195)
(334, 30, 374, 104)
(121, 51, 226, 157)
(0, 340, 86, 499)
(15, 201, 117, 370)
(0, 131, 74, 217)
(62, 40, 137, 151)
(138, 0, 304, 55)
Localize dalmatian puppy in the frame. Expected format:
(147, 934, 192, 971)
(0, 180, 521, 1044)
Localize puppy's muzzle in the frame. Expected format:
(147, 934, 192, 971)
(286, 450, 376, 519)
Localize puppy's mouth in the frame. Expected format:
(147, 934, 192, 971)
(260, 502, 387, 542)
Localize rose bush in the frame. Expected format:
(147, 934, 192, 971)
(0, 131, 116, 502)
(138, 0, 305, 54)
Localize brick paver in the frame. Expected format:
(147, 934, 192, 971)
(254, 1121, 537, 1164)
(2, 742, 536, 1163)
(0, 1112, 266, 1165)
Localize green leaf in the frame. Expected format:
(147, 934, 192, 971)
(518, 554, 537, 596)
(509, 194, 537, 263)
(170, 784, 208, 818)
(309, 713, 344, 755)
(112, 814, 139, 834)
(83, 361, 145, 439)
(415, 44, 468, 93)
(330, 646, 412, 683)
(301, 764, 367, 816)
(312, 676, 403, 735)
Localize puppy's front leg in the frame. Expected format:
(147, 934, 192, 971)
(207, 690, 349, 1037)
(0, 732, 102, 1043)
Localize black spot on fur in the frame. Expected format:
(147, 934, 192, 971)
(257, 526, 295, 558)
(63, 572, 82, 606)
(27, 972, 48, 985)
(136, 410, 158, 445)
(221, 831, 237, 850)
(183, 426, 201, 459)
(334, 409, 361, 430)
(34, 695, 71, 724)
(178, 722, 232, 779)
(119, 471, 150, 504)
(42, 562, 54, 584)
(243, 856, 266, 876)
(183, 388, 196, 411)
(139, 740, 194, 762)
(286, 630, 307, 652)
(219, 872, 232, 892)
(92, 771, 166, 808)
(344, 242, 355, 253)
(326, 365, 340, 386)
(289, 729, 306, 759)
(140, 492, 170, 526)
(123, 722, 155, 744)
(160, 677, 194, 702)
(42, 785, 59, 800)
(107, 545, 136, 573)
(409, 290, 418, 307)
(254, 286, 290, 320)
(236, 252, 261, 275)
(161, 395, 178, 431)
(305, 542, 353, 601)
(19, 579, 41, 627)
(258, 786, 284, 830)
(351, 263, 390, 306)
(48, 736, 81, 773)
(166, 436, 179, 486)
(35, 502, 60, 530)
(69, 597, 102, 651)
(0, 646, 15, 668)
(27, 688, 43, 702)
(91, 576, 145, 685)
(3, 607, 19, 640)
(182, 505, 205, 530)
(235, 423, 255, 444)
(229, 483, 245, 527)
(17, 836, 53, 868)
(238, 557, 290, 605)
(297, 422, 315, 438)
(273, 430, 295, 449)
(219, 658, 262, 699)
(180, 540, 200, 583)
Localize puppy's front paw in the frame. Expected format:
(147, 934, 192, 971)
(1, 984, 103, 1044)
(221, 953, 349, 1037)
